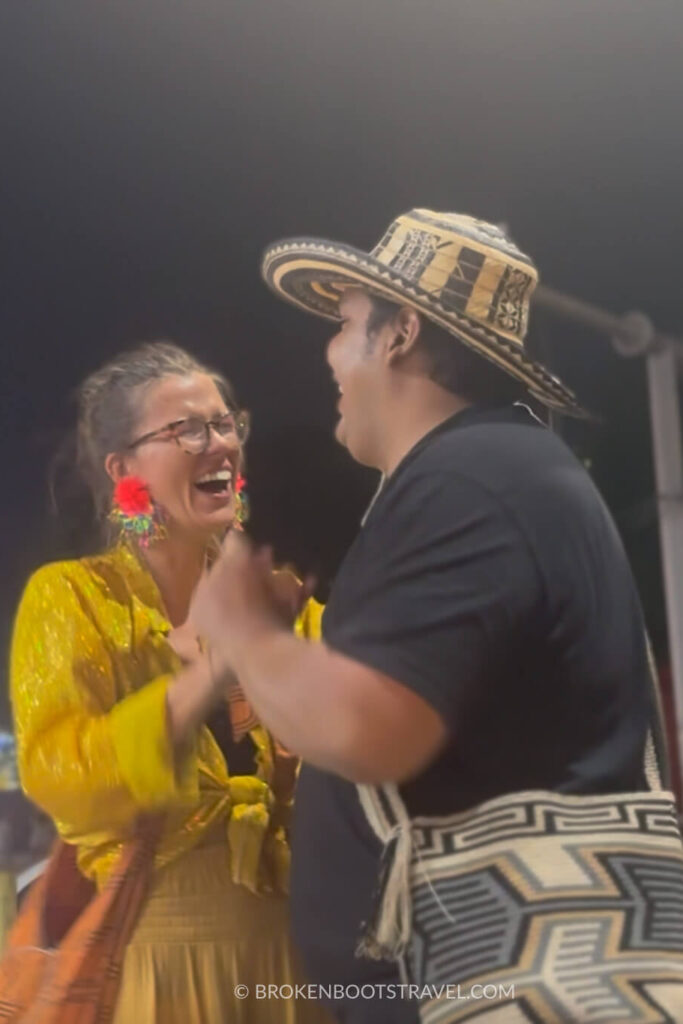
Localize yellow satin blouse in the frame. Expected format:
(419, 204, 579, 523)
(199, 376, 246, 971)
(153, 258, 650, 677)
(10, 543, 323, 893)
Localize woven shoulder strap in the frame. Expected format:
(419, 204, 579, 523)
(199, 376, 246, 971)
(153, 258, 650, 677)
(644, 634, 672, 791)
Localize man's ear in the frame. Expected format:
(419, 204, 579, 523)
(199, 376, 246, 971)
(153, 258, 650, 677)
(105, 452, 128, 484)
(385, 306, 422, 365)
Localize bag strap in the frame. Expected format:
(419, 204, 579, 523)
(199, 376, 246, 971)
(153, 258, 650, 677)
(356, 782, 412, 960)
(644, 633, 672, 792)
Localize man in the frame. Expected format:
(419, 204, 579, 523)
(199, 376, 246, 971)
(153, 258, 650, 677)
(192, 211, 657, 1022)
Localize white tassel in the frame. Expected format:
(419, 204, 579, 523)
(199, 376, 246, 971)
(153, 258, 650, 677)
(357, 822, 413, 960)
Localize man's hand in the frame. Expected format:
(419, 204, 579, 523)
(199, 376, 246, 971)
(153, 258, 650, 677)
(187, 534, 448, 783)
(190, 532, 312, 671)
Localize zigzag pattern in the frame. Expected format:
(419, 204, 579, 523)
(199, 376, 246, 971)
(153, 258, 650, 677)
(261, 240, 579, 411)
(404, 794, 683, 1022)
(412, 793, 681, 857)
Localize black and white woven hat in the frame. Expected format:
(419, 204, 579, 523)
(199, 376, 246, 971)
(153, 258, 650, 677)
(261, 208, 580, 414)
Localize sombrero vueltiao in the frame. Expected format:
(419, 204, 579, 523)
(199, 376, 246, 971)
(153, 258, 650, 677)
(261, 208, 581, 414)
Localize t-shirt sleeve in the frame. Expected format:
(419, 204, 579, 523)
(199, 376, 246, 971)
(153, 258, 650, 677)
(324, 468, 542, 732)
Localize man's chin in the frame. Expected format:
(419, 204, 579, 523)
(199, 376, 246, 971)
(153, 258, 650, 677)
(333, 421, 374, 468)
(334, 416, 348, 449)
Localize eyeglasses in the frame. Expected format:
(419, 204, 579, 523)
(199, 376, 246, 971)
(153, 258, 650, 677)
(128, 410, 250, 455)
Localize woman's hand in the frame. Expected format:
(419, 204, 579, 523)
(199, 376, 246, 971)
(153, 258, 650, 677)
(270, 567, 316, 627)
(167, 620, 203, 665)
(166, 654, 232, 750)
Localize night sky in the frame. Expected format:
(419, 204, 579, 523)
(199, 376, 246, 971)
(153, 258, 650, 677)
(2, 1, 683, 723)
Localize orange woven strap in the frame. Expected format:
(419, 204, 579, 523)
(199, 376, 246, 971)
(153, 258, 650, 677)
(0, 818, 162, 1024)
(227, 682, 259, 741)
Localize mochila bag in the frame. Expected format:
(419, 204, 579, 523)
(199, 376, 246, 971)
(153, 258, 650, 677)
(356, 656, 683, 1022)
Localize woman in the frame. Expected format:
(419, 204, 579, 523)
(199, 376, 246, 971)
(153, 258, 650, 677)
(10, 341, 330, 1023)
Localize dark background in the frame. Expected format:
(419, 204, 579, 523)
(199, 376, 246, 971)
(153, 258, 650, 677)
(1, 1, 682, 724)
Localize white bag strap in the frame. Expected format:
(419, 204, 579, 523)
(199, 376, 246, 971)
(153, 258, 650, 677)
(644, 633, 671, 792)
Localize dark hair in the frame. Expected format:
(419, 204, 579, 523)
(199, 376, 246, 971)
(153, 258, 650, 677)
(51, 341, 237, 541)
(366, 295, 526, 406)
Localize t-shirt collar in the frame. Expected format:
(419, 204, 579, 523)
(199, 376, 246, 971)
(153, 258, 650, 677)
(361, 402, 543, 526)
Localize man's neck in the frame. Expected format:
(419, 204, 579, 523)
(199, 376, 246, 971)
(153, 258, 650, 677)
(380, 386, 471, 478)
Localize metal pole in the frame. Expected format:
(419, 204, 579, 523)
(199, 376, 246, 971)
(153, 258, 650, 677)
(535, 285, 683, 360)
(532, 284, 683, 794)
(535, 285, 626, 338)
(646, 348, 683, 779)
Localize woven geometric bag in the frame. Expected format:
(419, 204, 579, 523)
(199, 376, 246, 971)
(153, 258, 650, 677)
(0, 819, 159, 1024)
(357, 668, 683, 1022)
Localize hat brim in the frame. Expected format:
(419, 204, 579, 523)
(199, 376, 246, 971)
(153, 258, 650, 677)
(262, 238, 585, 416)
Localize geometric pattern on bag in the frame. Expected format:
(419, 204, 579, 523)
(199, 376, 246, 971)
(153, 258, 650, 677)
(358, 783, 683, 1023)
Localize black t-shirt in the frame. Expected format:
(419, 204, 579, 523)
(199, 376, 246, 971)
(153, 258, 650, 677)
(290, 405, 651, 1016)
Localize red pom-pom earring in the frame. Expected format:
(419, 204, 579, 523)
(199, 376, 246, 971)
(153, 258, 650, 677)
(110, 476, 167, 547)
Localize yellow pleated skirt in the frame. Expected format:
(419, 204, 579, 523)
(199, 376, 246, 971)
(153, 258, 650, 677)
(113, 833, 333, 1024)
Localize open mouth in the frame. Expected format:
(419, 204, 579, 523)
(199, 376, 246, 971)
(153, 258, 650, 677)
(194, 469, 232, 497)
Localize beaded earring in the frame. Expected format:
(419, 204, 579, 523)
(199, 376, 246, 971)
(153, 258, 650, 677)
(234, 474, 249, 528)
(110, 476, 167, 547)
